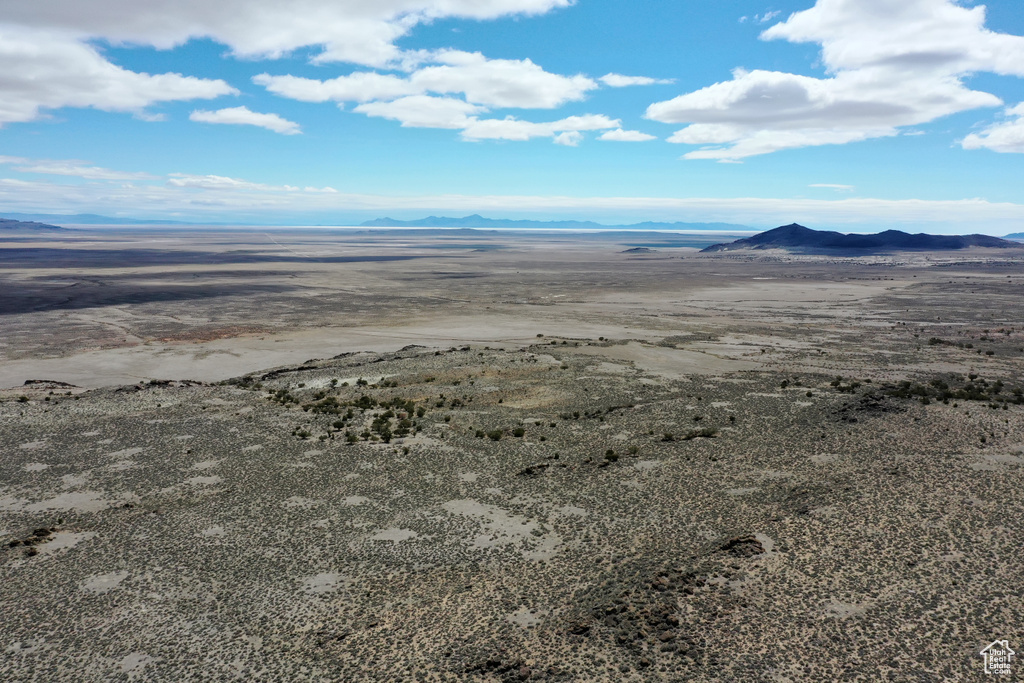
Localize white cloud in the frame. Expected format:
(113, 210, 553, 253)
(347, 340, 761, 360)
(0, 27, 236, 126)
(757, 10, 781, 23)
(166, 173, 332, 193)
(0, 155, 155, 180)
(599, 74, 674, 87)
(461, 114, 619, 142)
(254, 72, 417, 104)
(167, 174, 292, 191)
(412, 51, 596, 109)
(963, 103, 1024, 154)
(647, 0, 1024, 160)
(190, 106, 302, 135)
(761, 0, 1024, 76)
(0, 1, 574, 125)
(810, 183, 855, 191)
(258, 51, 596, 111)
(1, 1, 574, 67)
(255, 48, 608, 142)
(552, 131, 583, 146)
(354, 96, 486, 129)
(598, 129, 657, 142)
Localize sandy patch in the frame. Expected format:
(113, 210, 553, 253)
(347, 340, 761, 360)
(192, 459, 221, 470)
(82, 571, 129, 594)
(441, 499, 561, 559)
(1, 491, 115, 513)
(506, 606, 544, 628)
(370, 528, 419, 542)
(107, 447, 144, 458)
(303, 573, 345, 594)
(183, 476, 222, 486)
(120, 653, 158, 679)
(37, 531, 97, 556)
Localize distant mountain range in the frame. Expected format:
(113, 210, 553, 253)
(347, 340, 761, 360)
(701, 223, 1022, 253)
(359, 214, 752, 231)
(1, 212, 190, 225)
(0, 218, 66, 232)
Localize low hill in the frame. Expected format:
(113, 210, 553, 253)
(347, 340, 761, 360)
(701, 223, 1021, 253)
(0, 217, 67, 232)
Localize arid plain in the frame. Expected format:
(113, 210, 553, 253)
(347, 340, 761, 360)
(1, 229, 1022, 681)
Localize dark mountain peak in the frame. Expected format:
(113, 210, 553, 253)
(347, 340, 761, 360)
(701, 224, 1021, 253)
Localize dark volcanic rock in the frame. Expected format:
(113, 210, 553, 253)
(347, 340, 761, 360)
(701, 223, 1020, 253)
(835, 392, 905, 422)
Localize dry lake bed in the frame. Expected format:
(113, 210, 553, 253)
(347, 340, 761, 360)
(1, 229, 1022, 681)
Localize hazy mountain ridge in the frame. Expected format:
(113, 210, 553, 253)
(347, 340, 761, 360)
(2, 213, 192, 226)
(702, 223, 1022, 253)
(360, 214, 753, 231)
(0, 218, 66, 232)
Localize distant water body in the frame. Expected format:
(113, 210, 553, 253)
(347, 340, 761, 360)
(55, 223, 756, 249)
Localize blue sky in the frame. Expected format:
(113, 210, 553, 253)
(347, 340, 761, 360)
(1, 0, 1023, 232)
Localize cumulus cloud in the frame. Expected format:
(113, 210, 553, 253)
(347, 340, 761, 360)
(189, 106, 302, 134)
(598, 129, 656, 142)
(257, 50, 597, 110)
(552, 131, 583, 146)
(413, 51, 596, 109)
(460, 114, 619, 142)
(258, 50, 611, 143)
(1, 0, 573, 67)
(962, 103, 1024, 154)
(0, 1, 575, 126)
(599, 74, 673, 87)
(253, 72, 416, 104)
(354, 96, 486, 129)
(647, 0, 1024, 160)
(0, 27, 236, 126)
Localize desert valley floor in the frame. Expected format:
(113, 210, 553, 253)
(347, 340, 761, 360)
(1, 229, 1022, 681)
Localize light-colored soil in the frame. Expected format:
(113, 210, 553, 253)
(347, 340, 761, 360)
(2, 230, 1023, 681)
